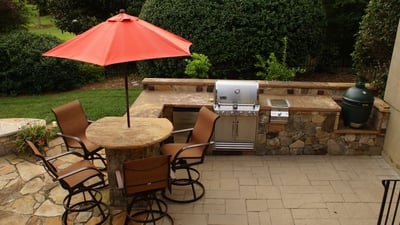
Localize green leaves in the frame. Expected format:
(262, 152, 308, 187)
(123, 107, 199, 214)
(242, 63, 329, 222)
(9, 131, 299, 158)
(184, 53, 211, 79)
(255, 37, 305, 81)
(15, 124, 57, 154)
(351, 0, 400, 96)
(0, 31, 103, 96)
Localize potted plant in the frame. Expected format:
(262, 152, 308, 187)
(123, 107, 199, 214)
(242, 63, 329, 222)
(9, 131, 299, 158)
(14, 123, 57, 155)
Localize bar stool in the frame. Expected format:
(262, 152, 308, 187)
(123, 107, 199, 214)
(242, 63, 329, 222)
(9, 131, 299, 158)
(116, 155, 173, 225)
(160, 106, 219, 203)
(26, 140, 110, 224)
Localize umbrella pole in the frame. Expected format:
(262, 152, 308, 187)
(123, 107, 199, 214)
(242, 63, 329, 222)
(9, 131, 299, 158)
(125, 74, 131, 128)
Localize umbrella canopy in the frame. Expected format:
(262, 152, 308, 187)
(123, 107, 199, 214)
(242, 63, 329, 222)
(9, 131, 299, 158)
(43, 12, 192, 66)
(43, 11, 192, 127)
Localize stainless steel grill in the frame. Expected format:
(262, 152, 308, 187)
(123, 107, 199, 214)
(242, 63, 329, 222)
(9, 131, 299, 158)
(213, 80, 260, 151)
(214, 80, 260, 116)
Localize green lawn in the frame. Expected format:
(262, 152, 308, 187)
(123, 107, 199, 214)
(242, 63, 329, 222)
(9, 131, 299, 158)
(27, 4, 75, 41)
(4, 5, 141, 124)
(0, 89, 142, 123)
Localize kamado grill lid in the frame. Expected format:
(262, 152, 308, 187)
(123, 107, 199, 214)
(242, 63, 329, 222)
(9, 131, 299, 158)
(343, 82, 374, 103)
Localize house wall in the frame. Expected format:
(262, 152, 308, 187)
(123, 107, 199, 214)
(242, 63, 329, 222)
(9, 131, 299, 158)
(383, 20, 400, 169)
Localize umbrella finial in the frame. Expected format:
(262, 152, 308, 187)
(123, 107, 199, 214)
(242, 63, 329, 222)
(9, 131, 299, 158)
(119, 9, 126, 13)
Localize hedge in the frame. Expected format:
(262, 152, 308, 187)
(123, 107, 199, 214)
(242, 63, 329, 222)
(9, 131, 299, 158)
(0, 31, 101, 95)
(138, 0, 326, 79)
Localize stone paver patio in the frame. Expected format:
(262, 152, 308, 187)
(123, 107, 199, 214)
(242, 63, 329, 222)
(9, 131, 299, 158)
(0, 137, 399, 225)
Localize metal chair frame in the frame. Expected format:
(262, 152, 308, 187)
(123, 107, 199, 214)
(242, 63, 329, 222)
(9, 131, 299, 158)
(160, 106, 219, 203)
(26, 140, 109, 225)
(52, 100, 107, 170)
(116, 155, 173, 225)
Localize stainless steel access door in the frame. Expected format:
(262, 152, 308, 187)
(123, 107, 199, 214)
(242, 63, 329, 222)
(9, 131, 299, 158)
(214, 116, 257, 150)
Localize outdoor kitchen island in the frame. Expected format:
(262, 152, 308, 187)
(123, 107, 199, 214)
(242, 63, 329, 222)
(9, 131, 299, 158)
(130, 78, 389, 155)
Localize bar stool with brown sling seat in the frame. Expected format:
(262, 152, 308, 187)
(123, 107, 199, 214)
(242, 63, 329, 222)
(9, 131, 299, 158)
(52, 100, 107, 170)
(160, 106, 219, 203)
(115, 155, 173, 225)
(26, 140, 110, 225)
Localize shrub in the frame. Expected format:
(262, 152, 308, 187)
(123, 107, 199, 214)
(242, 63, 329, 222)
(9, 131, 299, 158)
(138, 0, 325, 79)
(255, 37, 305, 81)
(0, 31, 82, 95)
(184, 53, 211, 78)
(352, 0, 400, 84)
(78, 63, 105, 85)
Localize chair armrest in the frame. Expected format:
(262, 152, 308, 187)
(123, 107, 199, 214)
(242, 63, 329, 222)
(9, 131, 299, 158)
(57, 166, 102, 180)
(172, 128, 194, 143)
(161, 128, 194, 145)
(45, 150, 85, 161)
(115, 170, 124, 189)
(181, 141, 214, 151)
(174, 141, 215, 160)
(57, 132, 86, 148)
(171, 128, 193, 135)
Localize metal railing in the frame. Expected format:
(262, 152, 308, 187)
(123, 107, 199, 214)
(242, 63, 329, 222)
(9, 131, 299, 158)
(378, 179, 400, 225)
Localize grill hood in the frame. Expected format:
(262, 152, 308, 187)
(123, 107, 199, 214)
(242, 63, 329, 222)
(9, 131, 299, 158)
(214, 80, 259, 105)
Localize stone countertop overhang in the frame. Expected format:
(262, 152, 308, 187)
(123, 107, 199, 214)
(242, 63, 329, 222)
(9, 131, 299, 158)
(129, 91, 214, 117)
(129, 90, 341, 118)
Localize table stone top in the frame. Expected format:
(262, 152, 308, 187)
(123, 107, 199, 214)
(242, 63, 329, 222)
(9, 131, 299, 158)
(86, 116, 173, 150)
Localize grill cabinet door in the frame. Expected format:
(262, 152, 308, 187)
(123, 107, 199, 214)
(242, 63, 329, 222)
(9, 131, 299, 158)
(214, 116, 257, 142)
(236, 116, 257, 142)
(214, 116, 236, 141)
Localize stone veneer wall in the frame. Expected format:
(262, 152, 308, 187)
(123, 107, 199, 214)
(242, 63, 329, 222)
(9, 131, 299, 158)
(142, 78, 390, 155)
(0, 134, 16, 156)
(255, 110, 385, 156)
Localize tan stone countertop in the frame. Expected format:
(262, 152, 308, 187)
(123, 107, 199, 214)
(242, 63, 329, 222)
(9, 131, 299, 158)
(129, 90, 341, 118)
(130, 90, 214, 117)
(259, 94, 341, 112)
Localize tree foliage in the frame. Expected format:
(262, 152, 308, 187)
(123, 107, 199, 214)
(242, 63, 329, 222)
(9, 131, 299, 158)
(352, 0, 400, 95)
(47, 0, 145, 34)
(138, 0, 326, 79)
(0, 0, 29, 33)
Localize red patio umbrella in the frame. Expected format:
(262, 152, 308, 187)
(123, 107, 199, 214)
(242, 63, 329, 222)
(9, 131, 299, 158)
(43, 11, 192, 127)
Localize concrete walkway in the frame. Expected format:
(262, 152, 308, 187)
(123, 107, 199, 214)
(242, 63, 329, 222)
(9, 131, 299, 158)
(0, 138, 399, 225)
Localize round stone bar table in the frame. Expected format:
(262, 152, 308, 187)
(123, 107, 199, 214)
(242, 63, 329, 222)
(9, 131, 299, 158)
(86, 116, 173, 206)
